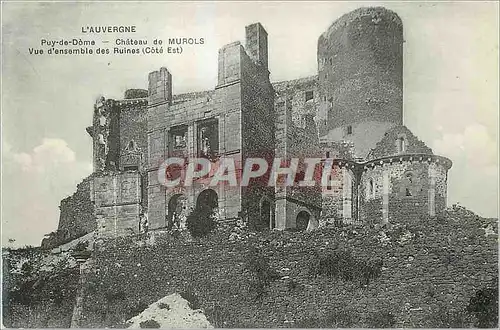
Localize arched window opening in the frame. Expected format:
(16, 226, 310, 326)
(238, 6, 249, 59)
(397, 137, 407, 153)
(196, 189, 218, 211)
(167, 194, 187, 229)
(325, 173, 333, 192)
(125, 140, 137, 152)
(368, 178, 374, 198)
(406, 172, 413, 183)
(296, 211, 311, 231)
(404, 172, 415, 197)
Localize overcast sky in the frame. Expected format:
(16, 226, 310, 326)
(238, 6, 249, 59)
(2, 1, 498, 247)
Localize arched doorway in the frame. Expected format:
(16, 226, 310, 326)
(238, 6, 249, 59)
(296, 211, 311, 231)
(196, 189, 218, 211)
(261, 199, 271, 229)
(167, 194, 187, 229)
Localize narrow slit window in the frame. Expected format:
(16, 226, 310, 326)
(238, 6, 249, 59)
(397, 137, 407, 153)
(305, 91, 314, 102)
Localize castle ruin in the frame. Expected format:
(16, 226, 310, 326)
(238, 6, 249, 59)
(42, 7, 452, 247)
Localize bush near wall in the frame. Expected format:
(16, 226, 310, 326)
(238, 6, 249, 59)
(77, 206, 497, 328)
(186, 205, 217, 238)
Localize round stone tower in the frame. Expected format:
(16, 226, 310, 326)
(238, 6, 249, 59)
(317, 7, 404, 159)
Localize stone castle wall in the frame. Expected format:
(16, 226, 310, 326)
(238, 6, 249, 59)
(359, 156, 451, 225)
(86, 91, 150, 240)
(318, 7, 403, 128)
(42, 176, 96, 249)
(272, 76, 319, 129)
(92, 171, 143, 239)
(240, 31, 276, 230)
(320, 164, 358, 226)
(91, 98, 121, 172)
(146, 23, 275, 231)
(317, 7, 404, 159)
(117, 97, 148, 172)
(273, 77, 324, 231)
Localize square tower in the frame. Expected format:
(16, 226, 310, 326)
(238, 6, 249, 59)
(245, 23, 268, 70)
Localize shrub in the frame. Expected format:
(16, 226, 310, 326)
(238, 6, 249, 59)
(126, 301, 149, 320)
(205, 303, 225, 328)
(292, 317, 322, 328)
(245, 247, 280, 299)
(286, 279, 301, 291)
(180, 288, 200, 310)
(157, 302, 170, 310)
(104, 290, 126, 303)
(325, 308, 358, 327)
(20, 261, 34, 276)
(139, 319, 160, 328)
(8, 280, 36, 305)
(186, 205, 217, 238)
(309, 249, 383, 286)
(366, 311, 396, 328)
(294, 308, 358, 328)
(467, 281, 499, 328)
(428, 307, 472, 328)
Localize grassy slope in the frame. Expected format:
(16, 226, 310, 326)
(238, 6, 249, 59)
(2, 248, 80, 328)
(78, 206, 498, 328)
(2, 206, 497, 328)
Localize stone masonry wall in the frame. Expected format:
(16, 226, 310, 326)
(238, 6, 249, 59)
(272, 76, 318, 130)
(317, 7, 403, 129)
(241, 43, 275, 230)
(92, 98, 121, 172)
(92, 172, 142, 239)
(367, 125, 433, 161)
(272, 74, 324, 231)
(42, 175, 96, 248)
(147, 43, 246, 230)
(320, 165, 356, 226)
(360, 159, 449, 225)
(118, 99, 149, 212)
(317, 7, 403, 159)
(118, 99, 148, 171)
(320, 121, 396, 160)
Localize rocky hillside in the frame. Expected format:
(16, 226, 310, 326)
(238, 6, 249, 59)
(2, 205, 498, 328)
(2, 247, 80, 327)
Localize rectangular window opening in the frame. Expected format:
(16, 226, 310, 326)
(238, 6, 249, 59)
(397, 137, 407, 153)
(305, 91, 314, 102)
(326, 174, 333, 191)
(197, 118, 219, 159)
(170, 125, 188, 150)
